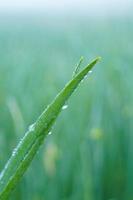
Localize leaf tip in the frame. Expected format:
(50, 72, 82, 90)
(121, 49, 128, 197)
(95, 56, 102, 62)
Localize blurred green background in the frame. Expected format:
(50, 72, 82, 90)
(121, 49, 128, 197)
(0, 12, 133, 200)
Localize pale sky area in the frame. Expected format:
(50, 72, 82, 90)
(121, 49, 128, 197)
(0, 0, 132, 16)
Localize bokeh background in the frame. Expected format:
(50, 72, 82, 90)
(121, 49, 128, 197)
(0, 0, 133, 199)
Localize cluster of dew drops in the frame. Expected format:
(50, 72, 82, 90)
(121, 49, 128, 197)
(47, 70, 93, 136)
(0, 69, 93, 183)
(13, 70, 92, 148)
(48, 104, 68, 136)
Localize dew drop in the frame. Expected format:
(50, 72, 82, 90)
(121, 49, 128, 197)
(84, 75, 88, 79)
(12, 148, 17, 156)
(28, 123, 35, 132)
(62, 105, 68, 110)
(17, 138, 23, 148)
(48, 131, 52, 135)
(89, 70, 92, 74)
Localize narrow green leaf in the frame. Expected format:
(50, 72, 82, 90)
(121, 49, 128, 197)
(72, 56, 84, 78)
(0, 57, 101, 199)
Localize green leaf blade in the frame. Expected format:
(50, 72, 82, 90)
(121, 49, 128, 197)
(0, 57, 101, 199)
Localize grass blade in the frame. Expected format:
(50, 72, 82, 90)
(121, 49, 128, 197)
(72, 56, 84, 78)
(0, 57, 101, 199)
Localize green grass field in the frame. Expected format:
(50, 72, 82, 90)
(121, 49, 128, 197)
(0, 14, 133, 200)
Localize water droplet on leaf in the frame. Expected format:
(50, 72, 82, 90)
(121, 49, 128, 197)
(12, 148, 17, 156)
(28, 123, 35, 132)
(84, 75, 88, 79)
(62, 105, 68, 110)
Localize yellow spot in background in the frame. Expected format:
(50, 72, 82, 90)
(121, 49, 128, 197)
(90, 128, 103, 140)
(43, 142, 59, 177)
